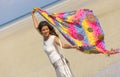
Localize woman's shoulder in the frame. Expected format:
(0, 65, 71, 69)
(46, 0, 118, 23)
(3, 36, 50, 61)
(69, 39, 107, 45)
(50, 35, 59, 42)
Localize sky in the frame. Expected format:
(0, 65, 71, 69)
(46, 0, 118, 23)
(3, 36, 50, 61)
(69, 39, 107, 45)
(0, 0, 61, 27)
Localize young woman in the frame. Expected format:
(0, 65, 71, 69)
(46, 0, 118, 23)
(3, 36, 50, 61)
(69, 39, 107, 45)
(31, 9, 79, 77)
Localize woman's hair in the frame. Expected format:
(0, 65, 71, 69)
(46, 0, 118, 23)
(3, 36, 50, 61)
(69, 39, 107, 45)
(37, 21, 59, 37)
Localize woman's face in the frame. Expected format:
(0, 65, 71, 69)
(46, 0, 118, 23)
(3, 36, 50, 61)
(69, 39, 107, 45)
(41, 25, 50, 37)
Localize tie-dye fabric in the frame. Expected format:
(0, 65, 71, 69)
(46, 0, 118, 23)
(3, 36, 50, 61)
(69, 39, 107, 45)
(34, 8, 108, 54)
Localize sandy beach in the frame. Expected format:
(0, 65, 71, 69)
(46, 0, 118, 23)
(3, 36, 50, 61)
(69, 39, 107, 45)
(0, 0, 120, 77)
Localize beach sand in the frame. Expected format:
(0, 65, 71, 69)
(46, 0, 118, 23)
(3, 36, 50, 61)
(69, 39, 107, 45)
(0, 0, 120, 77)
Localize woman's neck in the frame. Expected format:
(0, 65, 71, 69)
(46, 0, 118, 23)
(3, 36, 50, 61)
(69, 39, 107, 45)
(44, 34, 51, 41)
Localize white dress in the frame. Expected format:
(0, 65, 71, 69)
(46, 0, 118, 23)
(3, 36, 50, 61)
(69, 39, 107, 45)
(43, 35, 73, 77)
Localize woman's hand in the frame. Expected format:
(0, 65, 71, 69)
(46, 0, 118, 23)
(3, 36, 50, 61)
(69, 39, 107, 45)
(75, 46, 85, 51)
(31, 9, 36, 15)
(73, 46, 79, 50)
(72, 45, 83, 51)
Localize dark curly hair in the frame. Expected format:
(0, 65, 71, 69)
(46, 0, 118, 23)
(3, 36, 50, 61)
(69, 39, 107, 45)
(37, 21, 59, 37)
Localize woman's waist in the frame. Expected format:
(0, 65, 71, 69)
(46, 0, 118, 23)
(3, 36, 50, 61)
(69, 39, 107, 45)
(48, 51, 62, 63)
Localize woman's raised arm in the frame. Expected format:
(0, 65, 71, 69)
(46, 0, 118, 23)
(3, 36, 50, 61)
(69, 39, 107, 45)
(31, 9, 39, 29)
